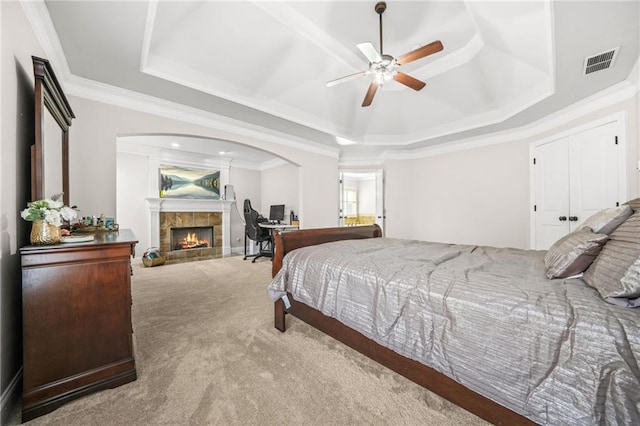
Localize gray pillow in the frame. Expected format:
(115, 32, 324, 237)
(580, 204, 632, 235)
(583, 211, 640, 305)
(544, 228, 609, 279)
(623, 198, 640, 212)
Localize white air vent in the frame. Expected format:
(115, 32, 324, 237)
(583, 47, 619, 75)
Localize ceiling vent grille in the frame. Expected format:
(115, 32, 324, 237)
(583, 47, 619, 75)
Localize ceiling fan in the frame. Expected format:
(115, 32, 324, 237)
(326, 1, 444, 107)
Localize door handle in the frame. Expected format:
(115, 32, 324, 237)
(559, 216, 567, 221)
(569, 216, 579, 221)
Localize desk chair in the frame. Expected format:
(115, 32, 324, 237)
(243, 199, 272, 263)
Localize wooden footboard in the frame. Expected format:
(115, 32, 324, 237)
(271, 224, 382, 278)
(271, 225, 535, 426)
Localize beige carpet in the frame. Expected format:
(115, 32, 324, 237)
(15, 256, 488, 425)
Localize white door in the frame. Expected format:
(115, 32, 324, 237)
(533, 121, 622, 249)
(534, 138, 571, 249)
(568, 122, 620, 231)
(375, 169, 385, 233)
(338, 171, 345, 227)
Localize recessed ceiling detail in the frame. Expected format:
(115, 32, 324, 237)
(139, 1, 555, 145)
(38, 1, 640, 156)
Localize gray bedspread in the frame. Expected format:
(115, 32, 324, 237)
(267, 237, 640, 425)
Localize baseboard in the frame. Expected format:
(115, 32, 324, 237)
(1, 367, 22, 426)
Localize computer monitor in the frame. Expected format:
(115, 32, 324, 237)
(269, 204, 285, 223)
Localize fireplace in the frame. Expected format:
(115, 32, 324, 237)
(147, 198, 233, 264)
(170, 226, 213, 251)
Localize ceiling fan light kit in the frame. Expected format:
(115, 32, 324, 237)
(326, 1, 444, 107)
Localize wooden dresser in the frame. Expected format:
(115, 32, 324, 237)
(20, 229, 138, 421)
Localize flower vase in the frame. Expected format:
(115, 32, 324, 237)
(30, 220, 61, 245)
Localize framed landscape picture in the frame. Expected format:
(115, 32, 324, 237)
(159, 165, 220, 199)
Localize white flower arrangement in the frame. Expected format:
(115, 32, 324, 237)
(20, 194, 77, 227)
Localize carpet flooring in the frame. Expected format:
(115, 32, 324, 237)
(14, 256, 488, 425)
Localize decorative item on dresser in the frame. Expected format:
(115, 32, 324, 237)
(20, 230, 139, 421)
(20, 193, 78, 245)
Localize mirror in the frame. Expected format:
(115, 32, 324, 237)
(32, 56, 74, 205)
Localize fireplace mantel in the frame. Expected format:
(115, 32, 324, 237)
(147, 198, 234, 255)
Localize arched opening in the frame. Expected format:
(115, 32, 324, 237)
(116, 134, 300, 259)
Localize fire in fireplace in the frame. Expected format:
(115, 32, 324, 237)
(170, 226, 213, 251)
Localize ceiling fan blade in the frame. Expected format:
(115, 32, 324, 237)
(362, 82, 379, 107)
(395, 40, 444, 66)
(326, 71, 367, 88)
(357, 42, 382, 63)
(393, 72, 426, 91)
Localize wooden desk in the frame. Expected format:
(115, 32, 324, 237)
(256, 223, 299, 260)
(258, 223, 299, 232)
(20, 230, 138, 421)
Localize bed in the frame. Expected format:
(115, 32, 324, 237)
(268, 203, 640, 425)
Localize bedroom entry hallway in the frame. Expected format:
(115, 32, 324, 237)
(339, 169, 385, 232)
(10, 256, 486, 425)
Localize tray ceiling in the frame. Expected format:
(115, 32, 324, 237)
(40, 1, 640, 156)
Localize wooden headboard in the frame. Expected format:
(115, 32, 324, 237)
(271, 224, 382, 277)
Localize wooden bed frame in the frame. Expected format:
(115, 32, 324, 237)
(271, 225, 536, 426)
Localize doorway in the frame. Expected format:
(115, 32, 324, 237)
(339, 169, 384, 233)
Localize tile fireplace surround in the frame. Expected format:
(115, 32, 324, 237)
(147, 198, 233, 263)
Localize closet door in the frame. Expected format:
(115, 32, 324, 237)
(568, 122, 619, 232)
(534, 138, 570, 249)
(533, 121, 621, 249)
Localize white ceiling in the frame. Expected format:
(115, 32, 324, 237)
(34, 1, 640, 161)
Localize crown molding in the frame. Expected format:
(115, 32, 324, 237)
(20, 0, 637, 168)
(379, 80, 638, 161)
(20, 0, 72, 84)
(22, 0, 340, 161)
(66, 74, 340, 159)
(259, 158, 290, 171)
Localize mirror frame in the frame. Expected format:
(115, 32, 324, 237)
(32, 56, 75, 205)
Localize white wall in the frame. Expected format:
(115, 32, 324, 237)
(383, 160, 415, 239)
(383, 96, 639, 249)
(227, 167, 261, 252)
(1, 1, 46, 419)
(413, 141, 529, 248)
(116, 152, 150, 256)
(358, 179, 375, 215)
(260, 162, 299, 222)
(67, 96, 340, 236)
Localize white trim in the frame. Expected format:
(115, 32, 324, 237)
(528, 112, 627, 249)
(259, 158, 289, 171)
(146, 198, 234, 255)
(338, 157, 384, 168)
(139, 0, 158, 73)
(1, 367, 22, 424)
(380, 80, 637, 161)
(629, 55, 640, 89)
(20, 0, 72, 83)
(65, 74, 340, 159)
(21, 0, 340, 160)
(20, 0, 639, 163)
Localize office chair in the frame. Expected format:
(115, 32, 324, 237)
(243, 199, 272, 263)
